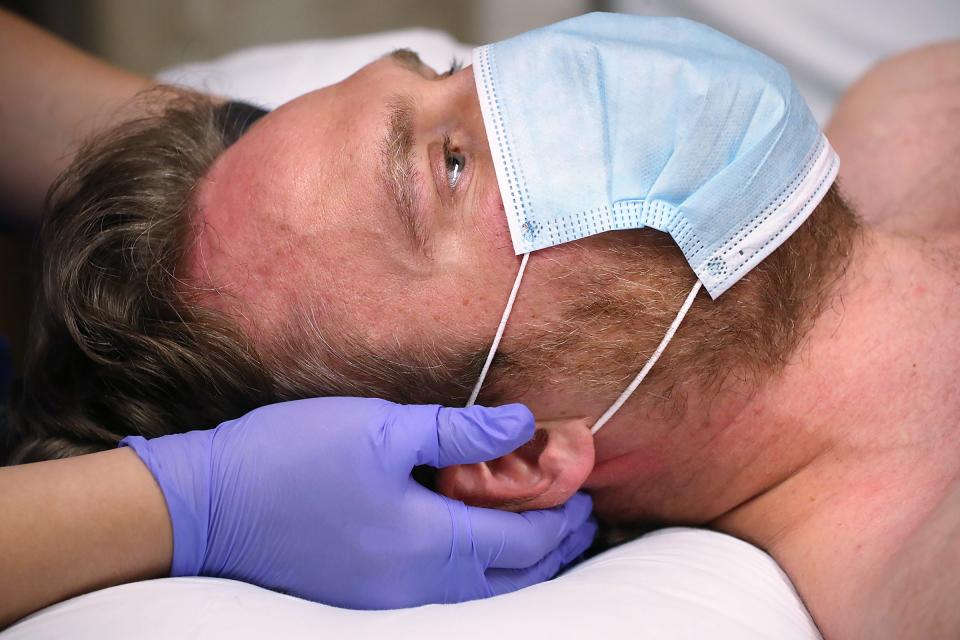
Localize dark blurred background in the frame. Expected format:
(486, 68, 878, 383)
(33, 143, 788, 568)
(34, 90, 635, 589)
(0, 0, 600, 74)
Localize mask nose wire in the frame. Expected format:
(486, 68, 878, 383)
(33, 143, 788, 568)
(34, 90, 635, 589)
(466, 252, 531, 407)
(590, 279, 702, 435)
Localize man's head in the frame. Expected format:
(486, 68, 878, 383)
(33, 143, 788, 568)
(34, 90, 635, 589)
(6, 51, 859, 525)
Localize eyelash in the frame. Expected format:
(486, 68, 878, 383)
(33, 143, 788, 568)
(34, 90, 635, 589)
(443, 134, 465, 191)
(442, 58, 463, 78)
(437, 59, 465, 192)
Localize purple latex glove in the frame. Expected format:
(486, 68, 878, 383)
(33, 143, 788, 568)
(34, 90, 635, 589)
(121, 397, 596, 609)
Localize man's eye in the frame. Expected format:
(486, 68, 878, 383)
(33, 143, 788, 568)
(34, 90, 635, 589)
(444, 138, 465, 190)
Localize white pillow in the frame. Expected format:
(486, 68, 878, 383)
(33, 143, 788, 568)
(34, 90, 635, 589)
(5, 528, 820, 639)
(155, 28, 475, 108)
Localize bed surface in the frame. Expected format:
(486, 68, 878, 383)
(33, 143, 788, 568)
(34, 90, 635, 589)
(5, 528, 820, 639)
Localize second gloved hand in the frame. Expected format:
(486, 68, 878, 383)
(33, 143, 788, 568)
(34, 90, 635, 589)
(121, 398, 596, 608)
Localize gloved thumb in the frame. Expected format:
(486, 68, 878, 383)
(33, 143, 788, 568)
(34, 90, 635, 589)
(437, 404, 537, 467)
(396, 403, 536, 468)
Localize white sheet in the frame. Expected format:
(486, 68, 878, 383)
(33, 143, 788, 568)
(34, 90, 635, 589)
(4, 528, 821, 639)
(155, 28, 474, 108)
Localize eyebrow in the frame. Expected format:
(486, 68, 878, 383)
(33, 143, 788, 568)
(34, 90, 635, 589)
(385, 48, 431, 76)
(380, 94, 426, 251)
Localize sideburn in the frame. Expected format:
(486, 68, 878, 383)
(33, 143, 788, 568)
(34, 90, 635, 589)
(481, 186, 861, 418)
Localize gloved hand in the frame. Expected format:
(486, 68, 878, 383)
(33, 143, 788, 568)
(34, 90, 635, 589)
(121, 398, 596, 609)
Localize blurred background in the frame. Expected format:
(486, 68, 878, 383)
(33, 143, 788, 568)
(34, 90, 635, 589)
(3, 0, 595, 73)
(0, 0, 957, 383)
(3, 0, 956, 123)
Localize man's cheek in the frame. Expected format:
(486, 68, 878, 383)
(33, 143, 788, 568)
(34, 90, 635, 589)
(475, 171, 513, 253)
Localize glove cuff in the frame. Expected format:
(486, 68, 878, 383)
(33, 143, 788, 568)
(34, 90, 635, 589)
(120, 433, 211, 577)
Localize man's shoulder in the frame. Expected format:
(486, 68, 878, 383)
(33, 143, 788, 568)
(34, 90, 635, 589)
(859, 471, 960, 639)
(827, 42, 960, 235)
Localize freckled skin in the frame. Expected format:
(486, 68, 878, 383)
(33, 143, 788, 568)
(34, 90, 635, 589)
(193, 57, 619, 431)
(194, 60, 571, 353)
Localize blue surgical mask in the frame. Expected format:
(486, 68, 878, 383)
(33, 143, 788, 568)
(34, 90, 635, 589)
(466, 13, 839, 433)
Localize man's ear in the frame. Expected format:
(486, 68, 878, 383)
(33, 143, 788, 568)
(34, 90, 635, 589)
(436, 417, 595, 511)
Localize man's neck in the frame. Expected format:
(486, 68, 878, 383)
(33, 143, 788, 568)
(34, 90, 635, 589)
(585, 227, 959, 529)
(713, 227, 960, 537)
(706, 226, 960, 637)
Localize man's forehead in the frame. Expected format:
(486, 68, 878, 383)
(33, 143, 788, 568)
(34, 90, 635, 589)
(191, 95, 340, 290)
(199, 51, 417, 200)
(192, 48, 441, 260)
(197, 47, 433, 208)
(188, 71, 412, 316)
(196, 82, 362, 229)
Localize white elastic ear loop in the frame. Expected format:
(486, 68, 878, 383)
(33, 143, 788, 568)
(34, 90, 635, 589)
(590, 279, 703, 435)
(466, 252, 531, 407)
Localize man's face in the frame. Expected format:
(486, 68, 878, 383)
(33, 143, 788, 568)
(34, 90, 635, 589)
(194, 51, 555, 359)
(193, 49, 650, 430)
(192, 50, 708, 521)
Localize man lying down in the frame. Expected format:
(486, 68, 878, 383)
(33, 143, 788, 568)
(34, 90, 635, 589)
(6, 13, 959, 640)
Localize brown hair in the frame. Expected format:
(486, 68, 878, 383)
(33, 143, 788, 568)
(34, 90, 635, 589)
(2, 86, 860, 464)
(4, 89, 272, 463)
(485, 185, 860, 417)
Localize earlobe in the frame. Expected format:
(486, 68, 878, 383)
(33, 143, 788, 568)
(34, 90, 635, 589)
(437, 417, 595, 511)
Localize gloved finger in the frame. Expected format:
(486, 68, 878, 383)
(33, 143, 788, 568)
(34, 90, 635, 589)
(393, 403, 535, 468)
(484, 517, 598, 596)
(468, 492, 593, 569)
